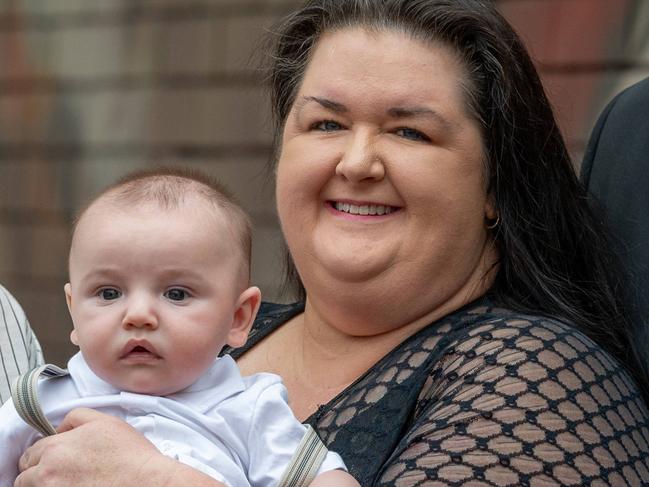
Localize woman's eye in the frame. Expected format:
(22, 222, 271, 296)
(395, 127, 430, 142)
(99, 288, 121, 300)
(313, 120, 343, 132)
(165, 288, 189, 301)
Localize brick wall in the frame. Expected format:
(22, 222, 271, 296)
(500, 0, 649, 163)
(0, 0, 299, 364)
(0, 0, 646, 365)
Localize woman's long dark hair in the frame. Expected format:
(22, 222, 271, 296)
(266, 0, 649, 403)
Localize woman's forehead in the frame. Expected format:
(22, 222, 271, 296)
(295, 28, 468, 115)
(310, 26, 461, 69)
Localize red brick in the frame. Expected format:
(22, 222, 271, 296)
(499, 0, 631, 65)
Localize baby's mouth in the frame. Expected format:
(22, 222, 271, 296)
(120, 340, 162, 360)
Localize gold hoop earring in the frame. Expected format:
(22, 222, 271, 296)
(486, 216, 500, 230)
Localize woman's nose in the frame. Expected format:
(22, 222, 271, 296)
(335, 130, 385, 182)
(122, 295, 158, 330)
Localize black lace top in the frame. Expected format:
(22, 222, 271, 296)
(223, 297, 649, 486)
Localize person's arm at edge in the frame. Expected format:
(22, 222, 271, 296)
(0, 285, 44, 404)
(15, 408, 226, 487)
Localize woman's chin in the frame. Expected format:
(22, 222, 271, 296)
(301, 247, 396, 285)
(312, 230, 400, 274)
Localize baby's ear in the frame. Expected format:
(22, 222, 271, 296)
(64, 283, 80, 346)
(70, 329, 79, 346)
(64, 283, 73, 312)
(227, 286, 261, 348)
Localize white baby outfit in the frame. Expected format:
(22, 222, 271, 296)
(0, 352, 345, 487)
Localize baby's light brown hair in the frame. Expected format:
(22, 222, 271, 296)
(70, 167, 252, 281)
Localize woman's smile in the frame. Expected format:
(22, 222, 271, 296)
(326, 200, 401, 219)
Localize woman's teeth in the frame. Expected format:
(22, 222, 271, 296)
(334, 202, 395, 215)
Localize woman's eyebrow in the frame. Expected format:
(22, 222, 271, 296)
(294, 97, 455, 131)
(296, 96, 348, 113)
(387, 106, 453, 130)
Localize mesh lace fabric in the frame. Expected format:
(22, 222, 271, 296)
(226, 298, 649, 486)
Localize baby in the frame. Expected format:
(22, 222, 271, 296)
(0, 168, 357, 487)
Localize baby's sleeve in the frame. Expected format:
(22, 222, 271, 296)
(245, 378, 346, 487)
(0, 397, 40, 487)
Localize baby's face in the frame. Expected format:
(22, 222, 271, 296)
(66, 198, 247, 395)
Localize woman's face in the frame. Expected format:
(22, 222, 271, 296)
(276, 28, 497, 330)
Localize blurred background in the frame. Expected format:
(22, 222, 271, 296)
(1, 0, 648, 366)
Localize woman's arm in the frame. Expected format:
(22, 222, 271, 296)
(375, 316, 649, 485)
(15, 408, 226, 487)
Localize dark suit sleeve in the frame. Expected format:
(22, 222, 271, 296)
(580, 76, 649, 377)
(580, 77, 649, 266)
(580, 87, 620, 188)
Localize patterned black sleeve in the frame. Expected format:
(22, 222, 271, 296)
(377, 315, 649, 486)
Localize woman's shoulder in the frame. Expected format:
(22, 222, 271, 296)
(253, 301, 304, 334)
(379, 302, 649, 485)
(417, 300, 649, 446)
(256, 301, 305, 320)
(445, 300, 616, 360)
(223, 301, 305, 359)
(439, 302, 639, 399)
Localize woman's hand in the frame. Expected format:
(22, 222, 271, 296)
(15, 408, 223, 487)
(309, 470, 360, 487)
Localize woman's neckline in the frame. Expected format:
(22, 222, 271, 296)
(225, 294, 495, 422)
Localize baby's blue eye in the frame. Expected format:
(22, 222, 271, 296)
(165, 288, 188, 301)
(99, 288, 121, 300)
(314, 120, 342, 132)
(395, 127, 430, 142)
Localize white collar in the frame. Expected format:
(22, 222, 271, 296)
(68, 352, 246, 414)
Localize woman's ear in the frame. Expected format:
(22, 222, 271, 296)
(227, 286, 262, 348)
(484, 193, 498, 221)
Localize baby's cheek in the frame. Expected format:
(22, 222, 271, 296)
(85, 352, 121, 386)
(172, 345, 216, 378)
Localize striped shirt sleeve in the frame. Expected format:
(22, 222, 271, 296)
(0, 285, 44, 404)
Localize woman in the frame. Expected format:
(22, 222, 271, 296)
(14, 0, 649, 485)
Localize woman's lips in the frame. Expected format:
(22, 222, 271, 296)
(327, 200, 401, 217)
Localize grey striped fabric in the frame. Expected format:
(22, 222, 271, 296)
(0, 285, 44, 404)
(11, 363, 68, 437)
(277, 425, 328, 487)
